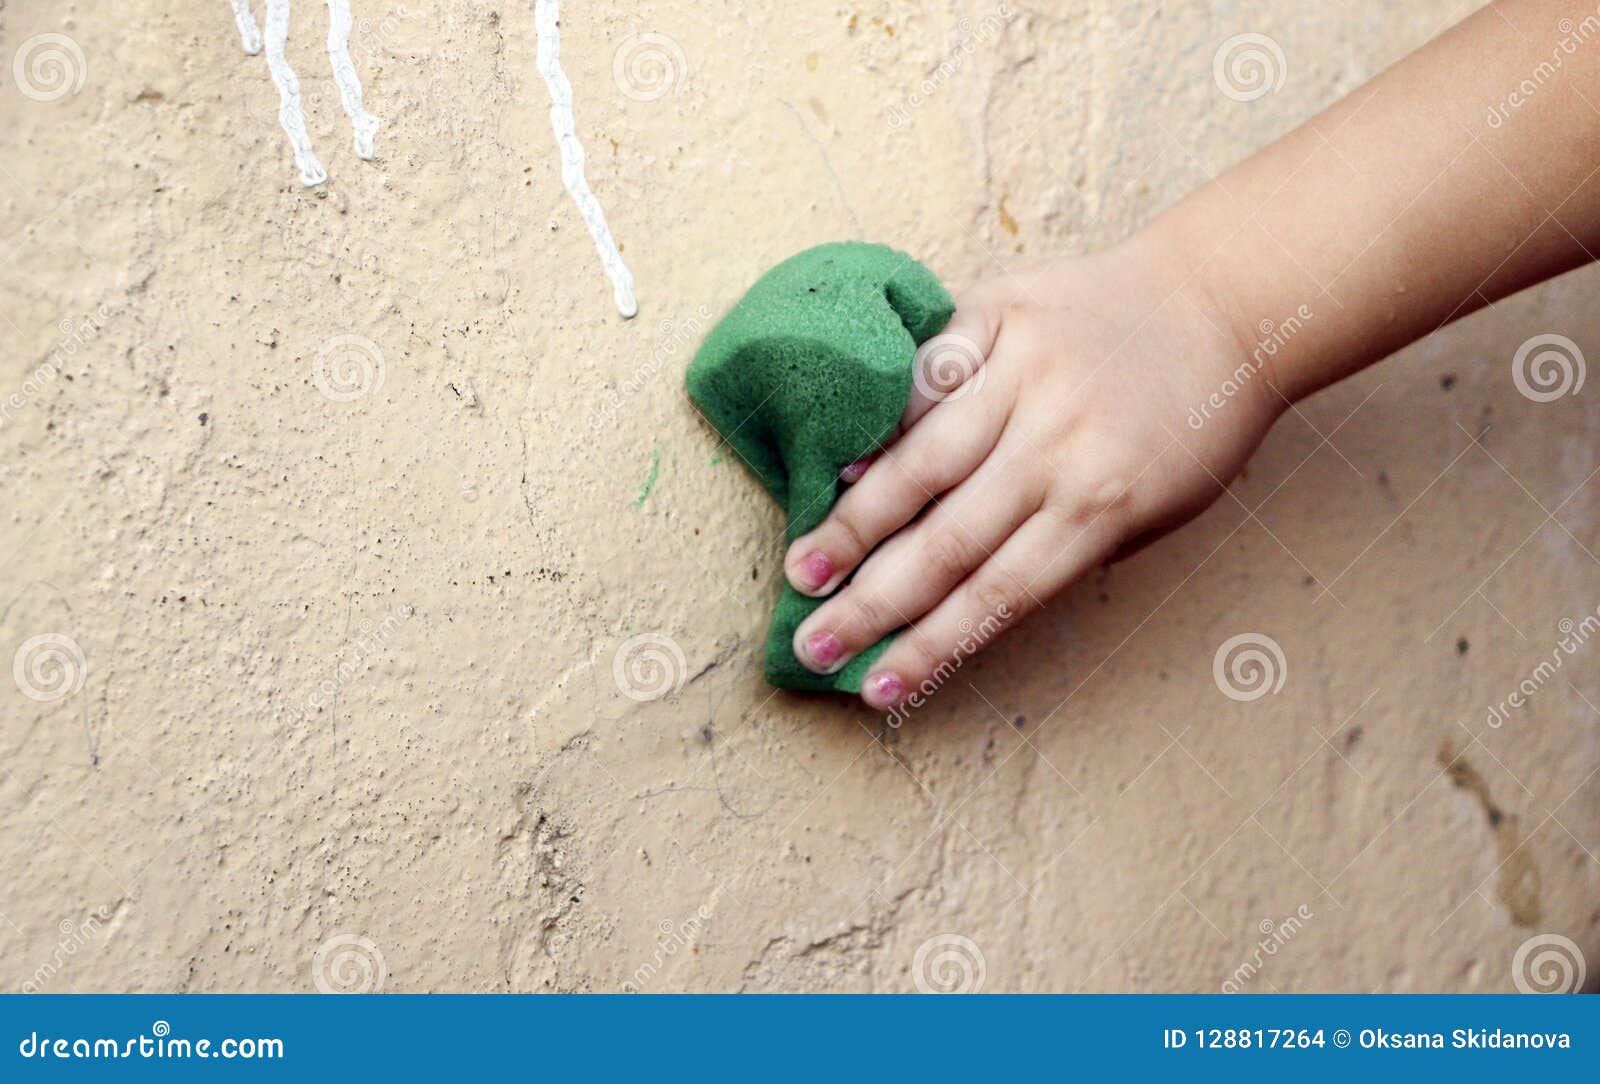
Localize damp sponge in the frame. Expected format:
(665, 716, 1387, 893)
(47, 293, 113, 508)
(686, 242, 955, 692)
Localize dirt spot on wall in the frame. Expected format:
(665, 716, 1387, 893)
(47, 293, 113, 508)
(1439, 746, 1541, 927)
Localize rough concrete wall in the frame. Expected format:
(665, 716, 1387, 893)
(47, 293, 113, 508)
(2, 0, 1596, 993)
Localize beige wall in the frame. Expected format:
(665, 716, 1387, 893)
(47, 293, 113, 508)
(2, 0, 1595, 993)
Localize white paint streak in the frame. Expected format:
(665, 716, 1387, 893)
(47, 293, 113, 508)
(234, 0, 379, 185)
(263, 0, 328, 187)
(326, 0, 381, 159)
(534, 0, 638, 319)
(229, 0, 264, 55)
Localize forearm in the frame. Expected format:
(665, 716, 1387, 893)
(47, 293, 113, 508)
(1150, 0, 1600, 402)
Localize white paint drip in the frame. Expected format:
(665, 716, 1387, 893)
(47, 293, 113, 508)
(263, 0, 328, 186)
(326, 0, 381, 159)
(229, 0, 264, 55)
(230, 1, 380, 186)
(534, 0, 638, 318)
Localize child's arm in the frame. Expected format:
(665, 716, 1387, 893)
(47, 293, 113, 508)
(781, 0, 1600, 710)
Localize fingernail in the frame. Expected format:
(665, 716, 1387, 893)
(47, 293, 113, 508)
(839, 458, 872, 483)
(863, 671, 906, 709)
(805, 631, 844, 669)
(794, 551, 833, 592)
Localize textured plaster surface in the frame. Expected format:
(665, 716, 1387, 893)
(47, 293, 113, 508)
(2, 0, 1597, 993)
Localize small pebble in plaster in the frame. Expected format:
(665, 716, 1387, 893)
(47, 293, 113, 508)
(534, 0, 639, 318)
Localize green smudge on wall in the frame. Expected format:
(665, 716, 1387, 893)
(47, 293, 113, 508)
(633, 449, 661, 509)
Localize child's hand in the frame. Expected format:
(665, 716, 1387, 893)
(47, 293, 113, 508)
(782, 234, 1283, 711)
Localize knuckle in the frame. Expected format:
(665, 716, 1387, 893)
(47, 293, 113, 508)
(897, 448, 952, 499)
(1065, 450, 1138, 525)
(973, 577, 1020, 622)
(898, 631, 944, 679)
(827, 508, 873, 559)
(840, 591, 892, 642)
(920, 528, 977, 584)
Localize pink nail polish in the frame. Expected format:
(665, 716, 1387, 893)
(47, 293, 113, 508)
(797, 551, 834, 591)
(864, 671, 905, 708)
(806, 632, 844, 668)
(840, 457, 872, 483)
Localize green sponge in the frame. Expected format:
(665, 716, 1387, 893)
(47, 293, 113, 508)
(686, 242, 955, 692)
